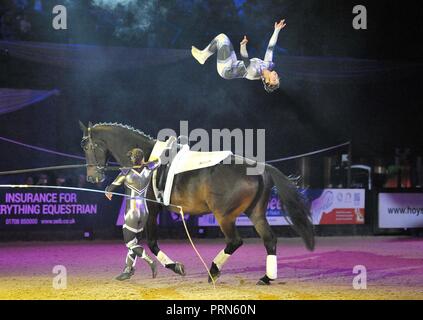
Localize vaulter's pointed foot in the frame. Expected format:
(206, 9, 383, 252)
(256, 275, 273, 286)
(191, 46, 206, 65)
(115, 266, 135, 281)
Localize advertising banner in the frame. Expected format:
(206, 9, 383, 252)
(198, 188, 365, 226)
(0, 190, 120, 231)
(378, 193, 423, 228)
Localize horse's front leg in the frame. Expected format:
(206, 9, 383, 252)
(146, 202, 186, 276)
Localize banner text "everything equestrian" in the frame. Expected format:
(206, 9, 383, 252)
(1, 192, 97, 215)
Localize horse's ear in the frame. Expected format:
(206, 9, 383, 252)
(79, 121, 87, 134)
(88, 121, 93, 128)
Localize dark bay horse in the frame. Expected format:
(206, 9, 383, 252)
(79, 121, 314, 285)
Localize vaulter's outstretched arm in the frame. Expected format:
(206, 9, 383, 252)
(264, 19, 286, 62)
(105, 172, 125, 199)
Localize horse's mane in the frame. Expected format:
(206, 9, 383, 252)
(93, 122, 154, 140)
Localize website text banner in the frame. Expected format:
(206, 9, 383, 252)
(0, 190, 120, 230)
(198, 188, 365, 226)
(378, 193, 423, 228)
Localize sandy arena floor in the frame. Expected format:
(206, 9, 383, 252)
(0, 236, 423, 300)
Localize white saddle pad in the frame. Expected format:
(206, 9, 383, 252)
(148, 140, 232, 206)
(163, 145, 232, 205)
(174, 147, 232, 175)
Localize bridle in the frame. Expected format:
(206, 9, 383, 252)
(81, 127, 107, 172)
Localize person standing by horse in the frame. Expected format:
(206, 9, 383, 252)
(105, 148, 161, 281)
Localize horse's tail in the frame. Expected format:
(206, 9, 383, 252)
(266, 164, 315, 251)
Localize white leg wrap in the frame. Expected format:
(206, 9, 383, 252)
(266, 255, 278, 280)
(213, 249, 231, 270)
(157, 250, 174, 267)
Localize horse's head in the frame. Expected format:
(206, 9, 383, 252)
(79, 121, 108, 183)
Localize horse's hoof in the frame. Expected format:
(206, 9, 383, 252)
(256, 275, 272, 285)
(175, 262, 186, 276)
(208, 262, 220, 284)
(148, 261, 158, 279)
(208, 271, 220, 284)
(165, 262, 186, 276)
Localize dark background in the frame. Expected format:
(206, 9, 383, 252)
(0, 0, 422, 239)
(0, 0, 422, 180)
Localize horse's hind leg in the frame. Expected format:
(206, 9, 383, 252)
(146, 202, 185, 276)
(250, 215, 277, 285)
(209, 217, 243, 283)
(246, 189, 278, 285)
